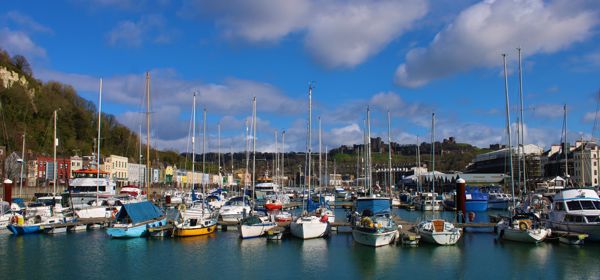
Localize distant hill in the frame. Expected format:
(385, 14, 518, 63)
(0, 48, 182, 165)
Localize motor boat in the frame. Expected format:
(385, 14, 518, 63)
(416, 219, 462, 245)
(547, 188, 600, 241)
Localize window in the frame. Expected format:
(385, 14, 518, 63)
(567, 201, 583, 211)
(586, 216, 600, 223)
(580, 200, 596, 210)
(555, 202, 563, 211)
(594, 201, 600, 209)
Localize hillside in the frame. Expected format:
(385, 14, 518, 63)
(0, 49, 182, 165)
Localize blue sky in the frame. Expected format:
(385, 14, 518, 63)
(1, 0, 599, 153)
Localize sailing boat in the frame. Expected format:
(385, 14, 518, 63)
(313, 117, 335, 223)
(290, 84, 329, 240)
(106, 73, 167, 238)
(351, 107, 398, 247)
(238, 97, 277, 239)
(174, 92, 217, 237)
(415, 113, 443, 211)
(495, 54, 549, 243)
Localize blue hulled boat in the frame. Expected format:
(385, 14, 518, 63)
(465, 187, 488, 212)
(106, 201, 167, 238)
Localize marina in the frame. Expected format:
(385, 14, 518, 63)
(2, 208, 600, 279)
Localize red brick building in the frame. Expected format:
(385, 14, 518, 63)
(36, 157, 71, 184)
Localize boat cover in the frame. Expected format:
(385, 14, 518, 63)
(356, 198, 391, 215)
(116, 201, 164, 224)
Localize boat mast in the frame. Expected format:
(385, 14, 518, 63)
(387, 110, 393, 196)
(252, 97, 257, 207)
(53, 109, 58, 196)
(564, 104, 569, 182)
(518, 47, 527, 193)
(319, 116, 322, 192)
(218, 122, 221, 189)
(191, 93, 196, 193)
(417, 136, 421, 192)
(19, 131, 25, 197)
(203, 107, 206, 195)
(431, 112, 435, 193)
(325, 145, 328, 189)
(244, 119, 249, 205)
(306, 84, 313, 212)
(274, 129, 278, 187)
(282, 130, 285, 188)
(145, 72, 151, 200)
(502, 54, 516, 210)
(96, 78, 102, 204)
(138, 125, 142, 188)
(367, 107, 372, 195)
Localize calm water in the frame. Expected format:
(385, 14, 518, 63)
(2, 209, 599, 280)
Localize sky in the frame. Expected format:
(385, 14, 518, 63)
(1, 0, 599, 154)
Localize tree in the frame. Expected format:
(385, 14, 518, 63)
(11, 55, 32, 76)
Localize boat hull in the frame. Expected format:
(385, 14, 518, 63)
(549, 222, 600, 241)
(352, 229, 398, 247)
(419, 230, 461, 245)
(290, 220, 329, 239)
(107, 218, 167, 238)
(7, 224, 42, 235)
(465, 200, 488, 212)
(498, 228, 549, 243)
(264, 203, 283, 211)
(487, 200, 509, 210)
(238, 222, 277, 239)
(174, 224, 217, 237)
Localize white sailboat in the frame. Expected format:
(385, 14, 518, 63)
(239, 97, 277, 238)
(291, 84, 329, 240)
(416, 219, 462, 245)
(495, 53, 549, 244)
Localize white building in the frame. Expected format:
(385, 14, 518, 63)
(572, 141, 600, 186)
(70, 156, 83, 178)
(128, 163, 147, 186)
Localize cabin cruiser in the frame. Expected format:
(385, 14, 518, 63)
(496, 212, 550, 243)
(218, 196, 252, 223)
(547, 188, 600, 241)
(351, 197, 399, 247)
(414, 192, 443, 211)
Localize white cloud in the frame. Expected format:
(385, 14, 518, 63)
(531, 104, 565, 118)
(583, 111, 598, 123)
(182, 0, 428, 68)
(395, 0, 599, 87)
(4, 11, 53, 34)
(0, 27, 46, 57)
(106, 15, 176, 47)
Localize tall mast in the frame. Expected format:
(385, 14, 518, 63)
(282, 130, 285, 188)
(417, 136, 421, 192)
(502, 54, 516, 210)
(356, 147, 360, 188)
(308, 85, 313, 201)
(19, 132, 25, 197)
(218, 122, 221, 188)
(53, 109, 58, 196)
(518, 47, 527, 193)
(274, 129, 278, 186)
(145, 72, 151, 200)
(244, 119, 249, 205)
(252, 97, 257, 204)
(564, 104, 569, 180)
(367, 107, 372, 194)
(318, 116, 322, 191)
(191, 93, 196, 192)
(387, 110, 393, 196)
(230, 144, 234, 190)
(96, 78, 102, 204)
(202, 107, 206, 195)
(138, 125, 142, 188)
(431, 112, 435, 193)
(325, 145, 328, 188)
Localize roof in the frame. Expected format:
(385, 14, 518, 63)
(74, 169, 110, 175)
(115, 201, 164, 224)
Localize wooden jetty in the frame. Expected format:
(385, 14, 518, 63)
(40, 217, 112, 233)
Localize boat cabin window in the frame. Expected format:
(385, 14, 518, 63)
(189, 219, 198, 226)
(594, 201, 600, 209)
(586, 216, 600, 223)
(554, 202, 564, 211)
(580, 200, 596, 210)
(566, 201, 583, 211)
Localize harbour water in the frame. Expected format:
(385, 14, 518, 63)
(2, 209, 599, 280)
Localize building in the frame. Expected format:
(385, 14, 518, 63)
(26, 159, 37, 187)
(103, 155, 128, 187)
(36, 156, 71, 185)
(128, 163, 147, 187)
(572, 141, 599, 186)
(70, 156, 83, 178)
(465, 144, 543, 180)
